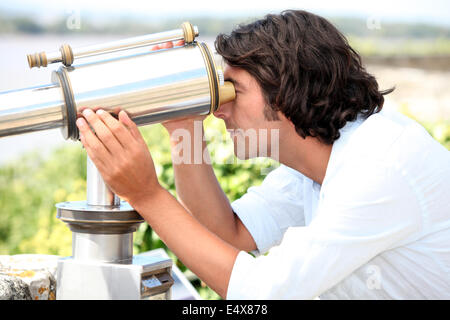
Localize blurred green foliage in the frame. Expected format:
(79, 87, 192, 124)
(0, 112, 448, 299)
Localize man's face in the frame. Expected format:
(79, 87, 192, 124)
(214, 65, 283, 160)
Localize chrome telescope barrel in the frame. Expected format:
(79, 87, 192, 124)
(59, 42, 216, 140)
(0, 24, 235, 140)
(0, 83, 66, 137)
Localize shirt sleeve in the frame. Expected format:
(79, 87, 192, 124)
(227, 160, 422, 299)
(230, 165, 306, 255)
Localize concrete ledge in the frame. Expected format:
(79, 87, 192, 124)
(0, 250, 200, 300)
(0, 254, 59, 300)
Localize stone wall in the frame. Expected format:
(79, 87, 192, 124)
(0, 254, 59, 300)
(0, 250, 200, 300)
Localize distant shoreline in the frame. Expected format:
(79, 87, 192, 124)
(363, 55, 450, 71)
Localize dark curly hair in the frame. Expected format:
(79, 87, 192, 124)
(215, 10, 394, 144)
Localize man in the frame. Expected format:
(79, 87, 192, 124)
(75, 10, 450, 299)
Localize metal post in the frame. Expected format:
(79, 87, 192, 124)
(70, 155, 133, 263)
(86, 156, 120, 207)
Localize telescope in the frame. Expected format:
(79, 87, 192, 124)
(0, 22, 235, 299)
(0, 22, 235, 140)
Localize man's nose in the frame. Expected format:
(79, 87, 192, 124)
(213, 101, 231, 120)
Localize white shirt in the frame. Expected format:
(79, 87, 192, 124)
(227, 108, 450, 299)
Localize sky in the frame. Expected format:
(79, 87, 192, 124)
(1, 0, 450, 27)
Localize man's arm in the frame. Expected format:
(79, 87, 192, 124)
(149, 40, 256, 252)
(134, 186, 239, 298)
(76, 108, 241, 298)
(164, 119, 257, 252)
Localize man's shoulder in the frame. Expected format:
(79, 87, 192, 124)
(345, 108, 444, 164)
(325, 107, 450, 193)
(351, 109, 413, 153)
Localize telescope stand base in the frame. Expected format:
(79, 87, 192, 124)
(56, 252, 173, 300)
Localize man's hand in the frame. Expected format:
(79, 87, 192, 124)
(76, 108, 162, 205)
(76, 108, 239, 299)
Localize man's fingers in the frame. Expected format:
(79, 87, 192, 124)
(76, 117, 110, 167)
(118, 111, 143, 142)
(96, 109, 134, 148)
(161, 42, 173, 49)
(81, 109, 122, 154)
(174, 40, 185, 47)
(151, 40, 184, 52)
(151, 44, 161, 51)
(151, 42, 172, 51)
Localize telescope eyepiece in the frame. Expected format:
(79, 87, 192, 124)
(27, 51, 48, 68)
